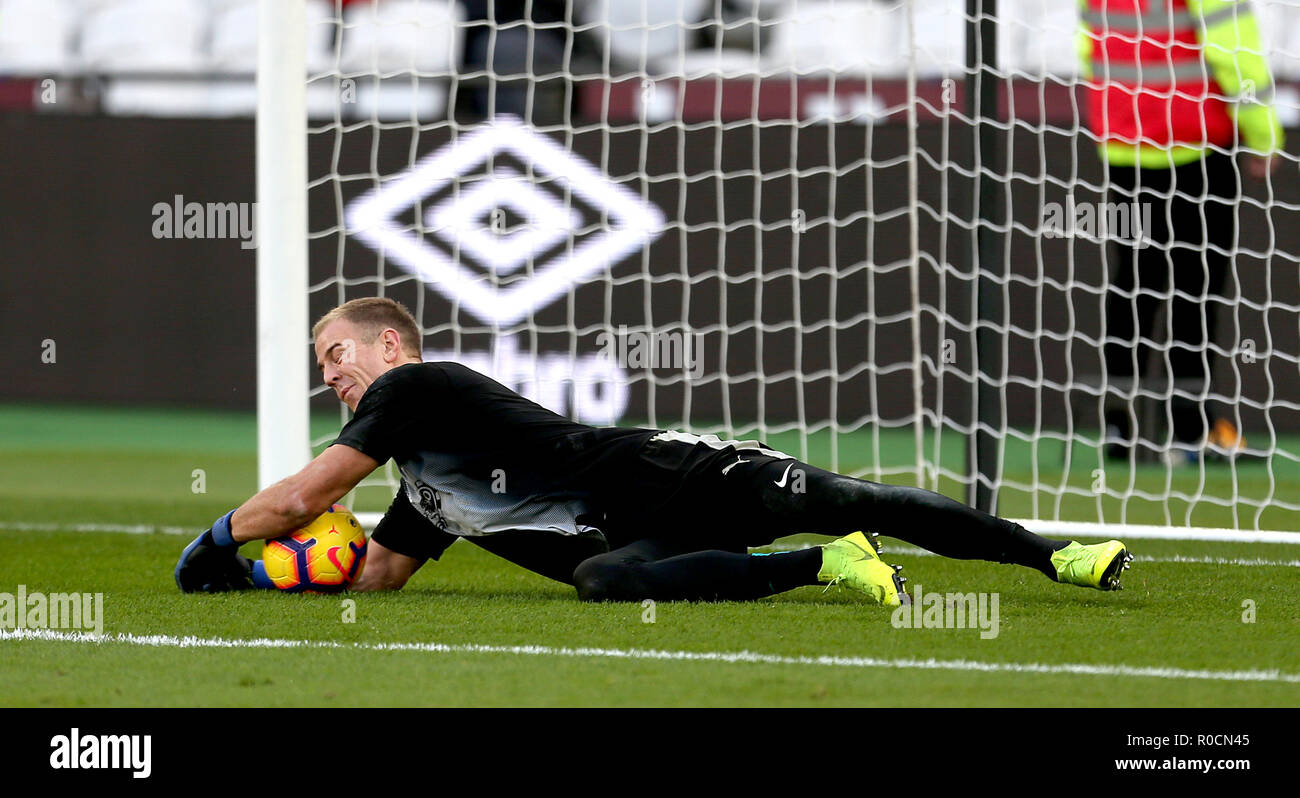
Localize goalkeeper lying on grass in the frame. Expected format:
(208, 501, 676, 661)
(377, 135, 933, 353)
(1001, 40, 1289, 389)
(176, 297, 1133, 605)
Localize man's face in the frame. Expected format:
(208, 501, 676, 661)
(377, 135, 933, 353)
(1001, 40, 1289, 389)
(314, 319, 402, 411)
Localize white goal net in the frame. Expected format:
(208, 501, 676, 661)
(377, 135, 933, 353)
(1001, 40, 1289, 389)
(265, 0, 1300, 538)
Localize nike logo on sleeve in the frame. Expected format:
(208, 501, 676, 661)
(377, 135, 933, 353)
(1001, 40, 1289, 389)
(774, 463, 795, 487)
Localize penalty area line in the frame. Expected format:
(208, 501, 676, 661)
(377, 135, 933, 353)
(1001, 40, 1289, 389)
(3, 628, 1299, 685)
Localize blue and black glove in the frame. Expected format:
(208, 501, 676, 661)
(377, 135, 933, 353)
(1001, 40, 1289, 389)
(174, 510, 256, 593)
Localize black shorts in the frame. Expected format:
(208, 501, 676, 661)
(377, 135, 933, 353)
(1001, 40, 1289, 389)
(370, 487, 610, 585)
(594, 431, 797, 551)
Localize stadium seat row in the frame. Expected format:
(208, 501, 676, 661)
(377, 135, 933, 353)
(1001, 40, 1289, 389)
(8, 0, 1300, 79)
(0, 0, 461, 117)
(0, 0, 462, 76)
(624, 0, 1300, 81)
(3, 0, 1299, 117)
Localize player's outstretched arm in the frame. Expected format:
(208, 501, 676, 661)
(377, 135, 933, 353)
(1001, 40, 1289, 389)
(229, 444, 380, 543)
(175, 444, 379, 593)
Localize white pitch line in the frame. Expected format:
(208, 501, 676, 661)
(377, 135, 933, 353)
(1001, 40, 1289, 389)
(889, 548, 1300, 569)
(3, 628, 1297, 685)
(1008, 519, 1300, 545)
(1, 521, 193, 536)
(766, 542, 1300, 569)
(1131, 554, 1300, 568)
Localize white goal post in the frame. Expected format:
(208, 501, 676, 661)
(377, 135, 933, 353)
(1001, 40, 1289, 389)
(257, 0, 1300, 540)
(256, 0, 311, 489)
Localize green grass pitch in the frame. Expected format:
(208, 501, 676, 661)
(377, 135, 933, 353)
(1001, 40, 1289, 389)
(1, 404, 1298, 707)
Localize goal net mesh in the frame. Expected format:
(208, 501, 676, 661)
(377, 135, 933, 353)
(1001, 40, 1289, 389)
(303, 0, 1300, 534)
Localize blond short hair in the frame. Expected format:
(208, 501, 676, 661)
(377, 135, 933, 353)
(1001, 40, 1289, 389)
(312, 297, 422, 357)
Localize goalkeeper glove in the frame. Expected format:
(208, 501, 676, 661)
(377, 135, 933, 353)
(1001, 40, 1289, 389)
(174, 510, 257, 593)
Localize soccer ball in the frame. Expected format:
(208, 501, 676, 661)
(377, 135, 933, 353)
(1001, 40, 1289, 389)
(258, 505, 367, 593)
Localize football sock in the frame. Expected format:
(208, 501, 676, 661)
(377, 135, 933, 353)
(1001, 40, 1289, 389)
(746, 548, 825, 594)
(868, 487, 1070, 580)
(573, 546, 822, 601)
(755, 465, 1069, 579)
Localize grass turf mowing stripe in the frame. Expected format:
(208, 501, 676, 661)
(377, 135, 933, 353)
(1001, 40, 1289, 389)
(5, 628, 1299, 685)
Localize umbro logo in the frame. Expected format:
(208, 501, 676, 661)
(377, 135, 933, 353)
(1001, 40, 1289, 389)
(346, 118, 664, 326)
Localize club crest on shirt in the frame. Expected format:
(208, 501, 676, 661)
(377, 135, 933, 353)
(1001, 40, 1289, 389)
(412, 480, 452, 533)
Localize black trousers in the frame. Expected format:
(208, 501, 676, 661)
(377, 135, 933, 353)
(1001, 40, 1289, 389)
(473, 460, 1063, 601)
(1102, 152, 1238, 443)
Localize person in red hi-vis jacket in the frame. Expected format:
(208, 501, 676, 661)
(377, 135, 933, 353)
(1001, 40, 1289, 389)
(1079, 0, 1285, 463)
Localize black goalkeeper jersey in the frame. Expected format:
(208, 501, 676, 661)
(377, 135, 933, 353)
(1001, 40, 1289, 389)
(333, 362, 657, 548)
